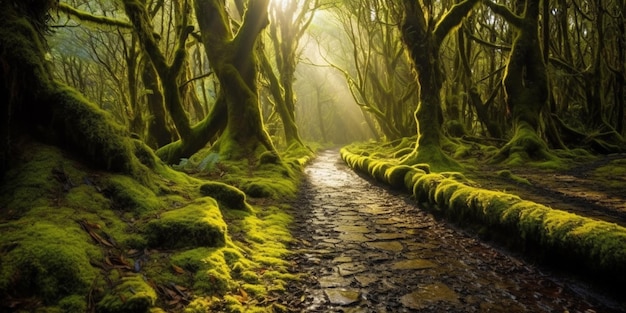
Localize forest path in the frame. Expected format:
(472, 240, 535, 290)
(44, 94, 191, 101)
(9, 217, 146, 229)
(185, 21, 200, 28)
(284, 149, 622, 312)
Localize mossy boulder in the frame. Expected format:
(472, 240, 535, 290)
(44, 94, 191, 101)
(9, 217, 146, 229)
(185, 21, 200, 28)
(96, 275, 157, 313)
(200, 182, 251, 211)
(145, 197, 227, 249)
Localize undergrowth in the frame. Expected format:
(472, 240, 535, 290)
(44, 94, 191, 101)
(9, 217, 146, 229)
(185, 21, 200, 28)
(0, 141, 313, 312)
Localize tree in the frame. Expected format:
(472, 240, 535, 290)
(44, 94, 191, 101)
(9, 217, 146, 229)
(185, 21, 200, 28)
(325, 0, 417, 141)
(1, 0, 139, 176)
(482, 0, 554, 163)
(263, 0, 320, 147)
(193, 0, 278, 160)
(399, 0, 479, 170)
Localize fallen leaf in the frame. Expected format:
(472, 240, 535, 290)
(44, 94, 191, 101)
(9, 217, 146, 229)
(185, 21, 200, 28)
(172, 264, 185, 274)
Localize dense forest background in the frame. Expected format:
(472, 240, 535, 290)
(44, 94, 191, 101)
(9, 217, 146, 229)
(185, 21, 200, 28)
(31, 0, 626, 168)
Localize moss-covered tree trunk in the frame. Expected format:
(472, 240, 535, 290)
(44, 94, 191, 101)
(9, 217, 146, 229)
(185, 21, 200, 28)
(399, 0, 479, 170)
(1, 1, 138, 176)
(120, 0, 229, 163)
(259, 50, 303, 147)
(484, 0, 554, 162)
(141, 58, 175, 148)
(195, 0, 277, 160)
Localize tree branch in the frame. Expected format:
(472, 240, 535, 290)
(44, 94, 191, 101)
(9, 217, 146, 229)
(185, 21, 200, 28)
(482, 0, 524, 28)
(433, 0, 480, 45)
(58, 3, 132, 29)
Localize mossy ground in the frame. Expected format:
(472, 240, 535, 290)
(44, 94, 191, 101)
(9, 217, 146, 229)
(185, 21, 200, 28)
(341, 141, 626, 286)
(0, 141, 312, 312)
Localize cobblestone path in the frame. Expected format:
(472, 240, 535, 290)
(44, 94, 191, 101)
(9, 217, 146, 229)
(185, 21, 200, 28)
(285, 150, 623, 312)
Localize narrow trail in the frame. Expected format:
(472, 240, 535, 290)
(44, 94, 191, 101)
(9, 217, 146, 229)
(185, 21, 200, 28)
(285, 150, 623, 312)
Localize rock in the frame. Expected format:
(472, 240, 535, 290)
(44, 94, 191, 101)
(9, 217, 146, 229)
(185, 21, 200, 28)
(318, 275, 353, 288)
(337, 262, 367, 276)
(391, 259, 437, 270)
(400, 282, 459, 310)
(366, 241, 404, 252)
(324, 288, 361, 305)
(338, 232, 371, 242)
(334, 225, 370, 233)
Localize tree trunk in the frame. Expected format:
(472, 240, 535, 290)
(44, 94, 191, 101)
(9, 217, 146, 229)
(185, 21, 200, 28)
(399, 0, 478, 170)
(141, 58, 174, 149)
(195, 0, 277, 160)
(259, 50, 303, 146)
(485, 0, 553, 162)
(1, 1, 137, 175)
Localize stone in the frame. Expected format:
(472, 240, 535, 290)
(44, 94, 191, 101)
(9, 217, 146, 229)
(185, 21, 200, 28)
(366, 232, 408, 240)
(354, 274, 379, 287)
(337, 262, 367, 276)
(391, 259, 437, 270)
(365, 241, 403, 252)
(332, 256, 353, 263)
(400, 282, 459, 310)
(334, 225, 370, 233)
(318, 275, 353, 288)
(324, 288, 361, 305)
(338, 232, 371, 242)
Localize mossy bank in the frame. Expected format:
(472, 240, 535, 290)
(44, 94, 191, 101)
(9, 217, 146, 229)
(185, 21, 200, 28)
(341, 141, 626, 286)
(0, 142, 313, 312)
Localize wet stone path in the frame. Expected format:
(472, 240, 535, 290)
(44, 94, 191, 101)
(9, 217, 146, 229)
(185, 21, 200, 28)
(285, 150, 622, 312)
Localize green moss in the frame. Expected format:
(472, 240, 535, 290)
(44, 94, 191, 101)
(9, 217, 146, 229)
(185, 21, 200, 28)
(384, 165, 414, 189)
(393, 147, 414, 158)
(496, 170, 531, 185)
(258, 150, 280, 165)
(592, 159, 626, 188)
(0, 144, 66, 214)
(200, 182, 252, 211)
(105, 175, 161, 214)
(97, 275, 157, 313)
(341, 144, 626, 283)
(0, 220, 99, 303)
(49, 85, 136, 173)
(170, 247, 238, 294)
(58, 294, 87, 313)
(145, 197, 227, 248)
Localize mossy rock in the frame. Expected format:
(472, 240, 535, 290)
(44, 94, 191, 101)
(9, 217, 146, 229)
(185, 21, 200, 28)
(97, 275, 157, 313)
(145, 197, 227, 249)
(0, 221, 99, 303)
(200, 182, 251, 211)
(171, 247, 239, 294)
